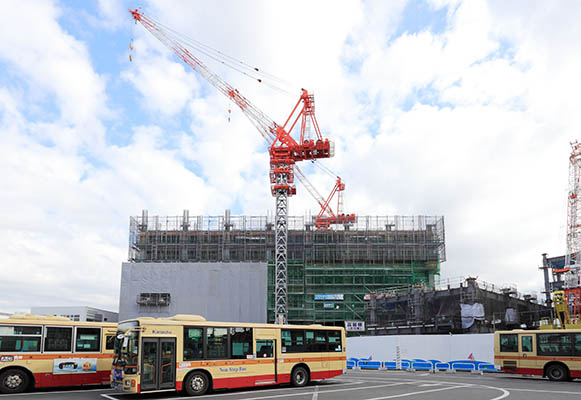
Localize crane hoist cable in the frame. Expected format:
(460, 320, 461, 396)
(141, 12, 297, 97)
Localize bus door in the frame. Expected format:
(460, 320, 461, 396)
(520, 334, 534, 370)
(141, 338, 176, 391)
(254, 337, 277, 385)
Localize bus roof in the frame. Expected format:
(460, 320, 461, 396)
(121, 314, 343, 330)
(3, 314, 117, 328)
(495, 328, 581, 334)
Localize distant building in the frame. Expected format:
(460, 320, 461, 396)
(366, 278, 551, 335)
(30, 306, 118, 322)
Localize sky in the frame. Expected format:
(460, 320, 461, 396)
(1, 0, 581, 313)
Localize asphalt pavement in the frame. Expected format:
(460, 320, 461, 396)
(0, 370, 579, 400)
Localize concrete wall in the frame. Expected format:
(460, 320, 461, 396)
(119, 262, 267, 323)
(347, 333, 494, 363)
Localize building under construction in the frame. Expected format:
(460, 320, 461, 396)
(366, 278, 551, 335)
(124, 210, 446, 325)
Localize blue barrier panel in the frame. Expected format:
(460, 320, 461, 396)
(383, 361, 397, 370)
(400, 361, 410, 370)
(346, 360, 355, 369)
(478, 363, 500, 372)
(360, 361, 382, 370)
(451, 362, 475, 371)
(435, 362, 450, 371)
(412, 361, 433, 371)
(428, 359, 441, 367)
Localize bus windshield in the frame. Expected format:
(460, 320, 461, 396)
(114, 321, 139, 367)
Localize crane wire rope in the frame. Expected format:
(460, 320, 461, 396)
(143, 13, 298, 98)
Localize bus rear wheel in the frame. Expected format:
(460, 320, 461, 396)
(291, 366, 309, 387)
(184, 371, 210, 396)
(0, 369, 30, 394)
(546, 364, 568, 381)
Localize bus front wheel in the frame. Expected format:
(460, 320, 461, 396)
(546, 364, 568, 381)
(0, 369, 30, 394)
(184, 371, 210, 396)
(291, 366, 309, 387)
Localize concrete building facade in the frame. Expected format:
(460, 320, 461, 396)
(119, 262, 267, 322)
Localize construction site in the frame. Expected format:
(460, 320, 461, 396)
(125, 211, 445, 325)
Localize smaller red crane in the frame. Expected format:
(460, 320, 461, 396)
(295, 166, 356, 230)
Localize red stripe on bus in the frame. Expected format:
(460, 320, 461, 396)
(501, 366, 581, 378)
(207, 369, 343, 390)
(33, 370, 110, 388)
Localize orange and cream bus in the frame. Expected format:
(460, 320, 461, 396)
(111, 314, 346, 396)
(494, 329, 581, 381)
(0, 314, 117, 393)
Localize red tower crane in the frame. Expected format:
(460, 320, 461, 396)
(130, 9, 334, 324)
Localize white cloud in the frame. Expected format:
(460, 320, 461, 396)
(0, 1, 108, 132)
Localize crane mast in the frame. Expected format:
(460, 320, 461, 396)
(131, 9, 334, 324)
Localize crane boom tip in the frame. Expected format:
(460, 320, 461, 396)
(129, 9, 142, 21)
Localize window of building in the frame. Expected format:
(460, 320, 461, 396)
(206, 327, 228, 359)
(499, 334, 518, 352)
(0, 325, 42, 352)
(537, 333, 572, 356)
(230, 328, 252, 359)
(183, 327, 204, 360)
(521, 336, 532, 352)
(75, 327, 101, 352)
(44, 327, 73, 352)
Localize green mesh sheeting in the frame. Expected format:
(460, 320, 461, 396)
(267, 260, 439, 324)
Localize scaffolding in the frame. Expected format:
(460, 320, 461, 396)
(128, 210, 446, 324)
(366, 278, 551, 335)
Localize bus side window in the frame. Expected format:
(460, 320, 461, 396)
(230, 327, 252, 359)
(45, 327, 73, 352)
(75, 327, 101, 352)
(183, 327, 204, 360)
(574, 334, 581, 356)
(105, 335, 115, 351)
(256, 340, 273, 358)
(499, 334, 518, 352)
(521, 336, 532, 352)
(327, 330, 342, 352)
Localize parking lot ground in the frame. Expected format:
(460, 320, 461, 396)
(1, 370, 580, 400)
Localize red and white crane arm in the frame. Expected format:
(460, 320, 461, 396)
(131, 9, 276, 144)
